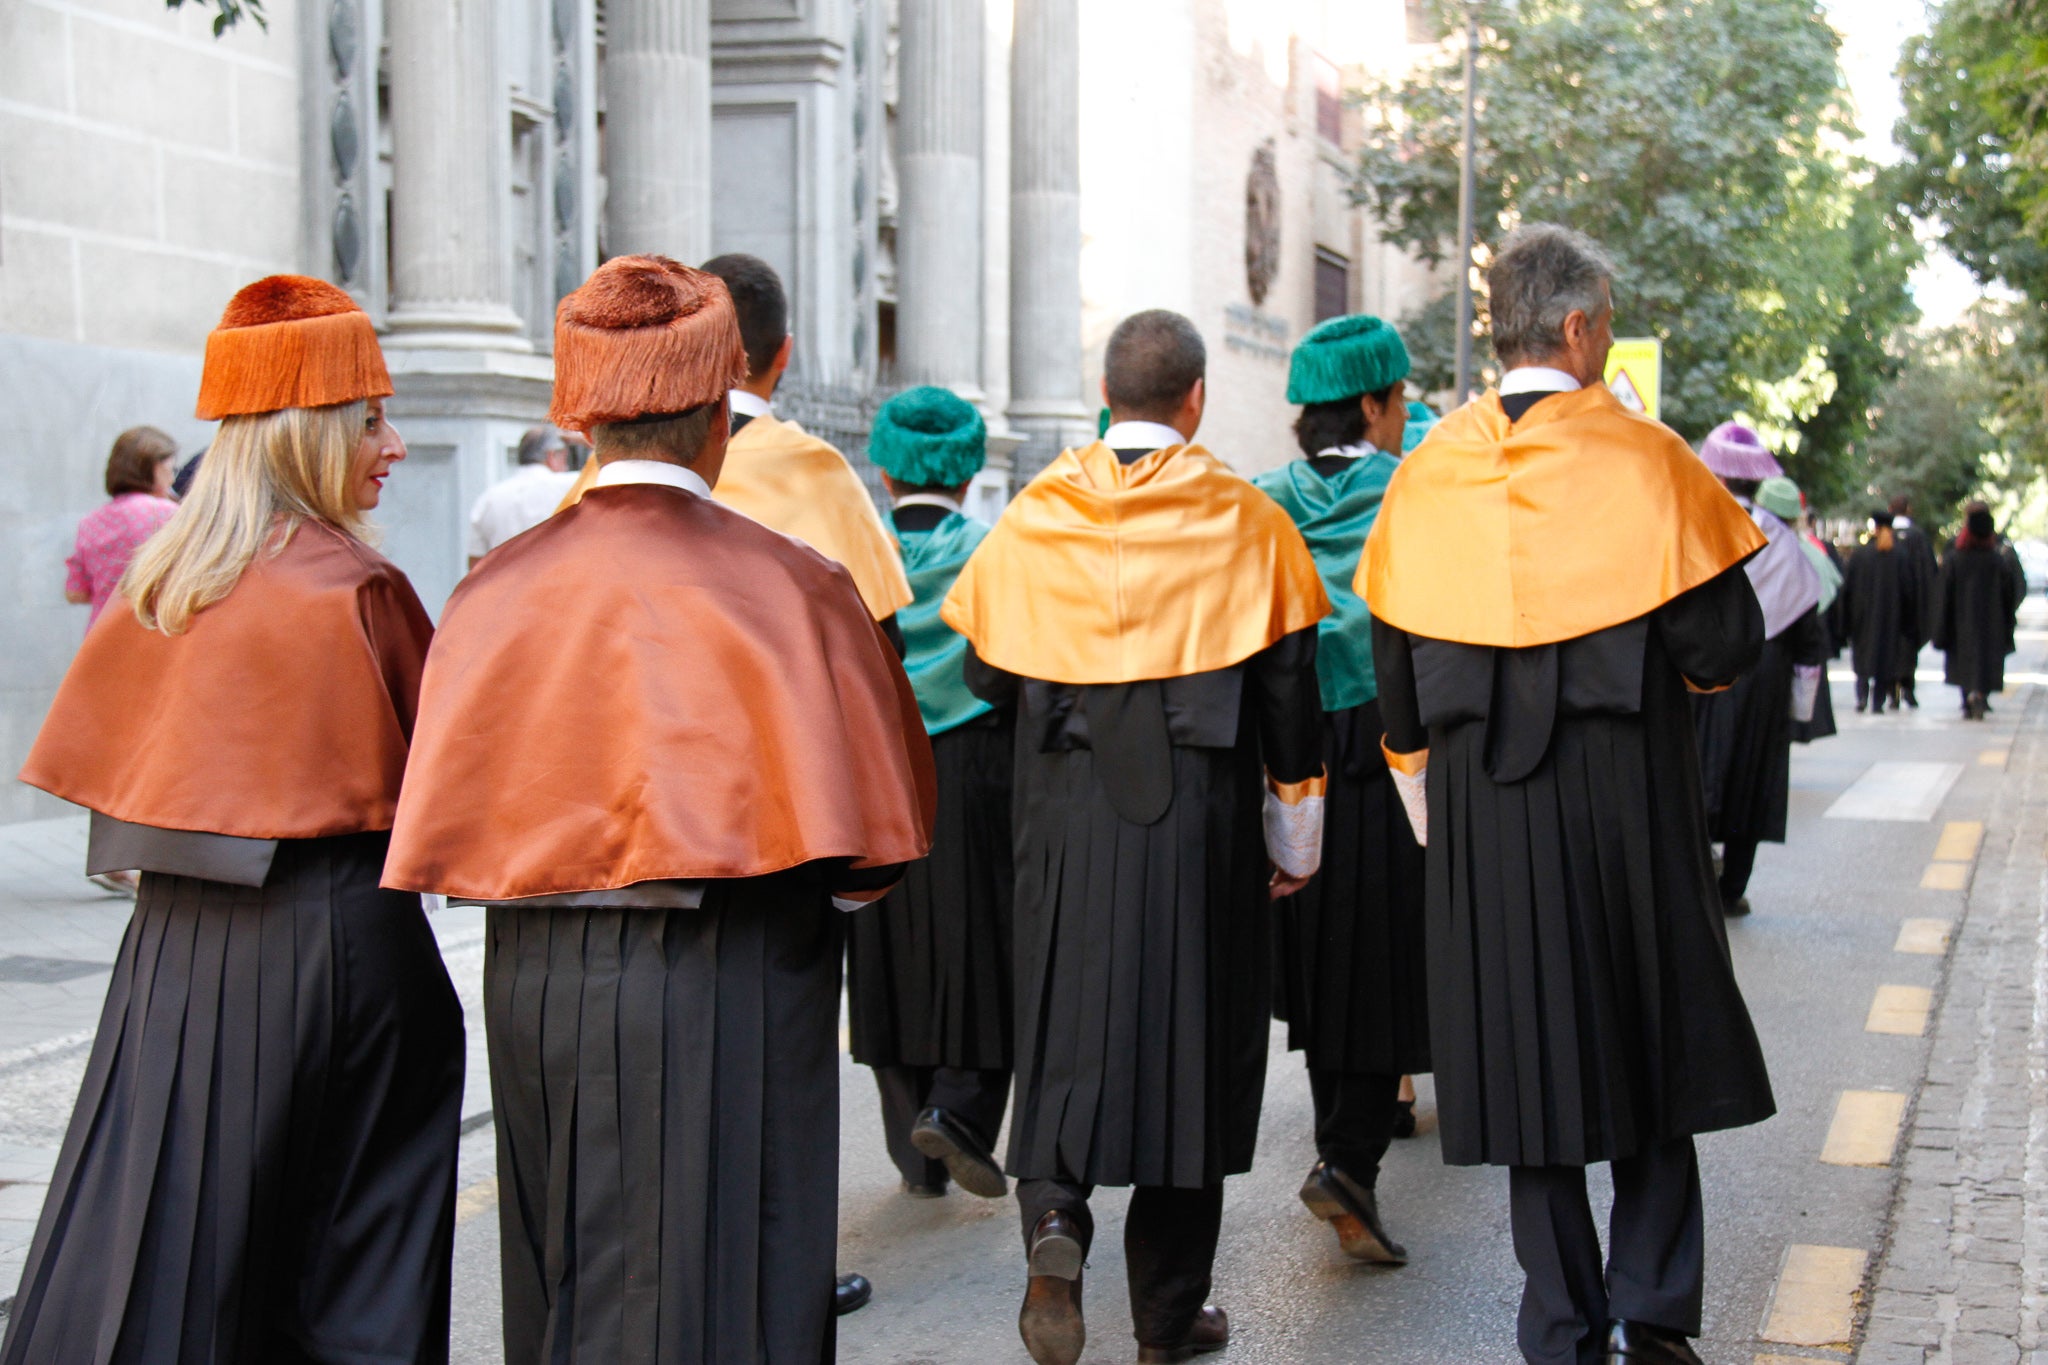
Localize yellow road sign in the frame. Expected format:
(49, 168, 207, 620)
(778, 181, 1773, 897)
(1604, 338, 1663, 420)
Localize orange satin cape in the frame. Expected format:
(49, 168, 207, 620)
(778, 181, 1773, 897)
(557, 412, 913, 620)
(20, 521, 432, 838)
(382, 484, 937, 900)
(1361, 386, 1766, 647)
(940, 442, 1331, 684)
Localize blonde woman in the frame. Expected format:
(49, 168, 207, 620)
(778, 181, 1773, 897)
(6, 277, 464, 1365)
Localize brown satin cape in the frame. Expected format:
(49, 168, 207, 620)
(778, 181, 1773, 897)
(382, 484, 936, 900)
(556, 412, 913, 620)
(1361, 385, 1766, 647)
(939, 441, 1331, 684)
(20, 520, 431, 838)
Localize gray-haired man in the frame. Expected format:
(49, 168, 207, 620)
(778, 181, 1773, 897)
(1363, 223, 1776, 1365)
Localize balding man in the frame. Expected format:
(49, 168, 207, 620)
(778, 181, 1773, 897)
(943, 310, 1330, 1365)
(467, 424, 578, 566)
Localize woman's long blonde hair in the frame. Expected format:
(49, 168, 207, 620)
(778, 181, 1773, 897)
(120, 400, 371, 633)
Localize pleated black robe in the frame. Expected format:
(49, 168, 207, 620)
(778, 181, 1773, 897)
(847, 713, 1015, 1071)
(1933, 540, 2023, 697)
(485, 869, 860, 1365)
(968, 629, 1324, 1189)
(1373, 567, 1777, 1168)
(1694, 608, 1826, 846)
(1273, 701, 1429, 1075)
(1843, 542, 1919, 689)
(2, 832, 465, 1365)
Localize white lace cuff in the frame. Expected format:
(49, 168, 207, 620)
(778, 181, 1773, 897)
(1263, 774, 1326, 879)
(1388, 763, 1427, 847)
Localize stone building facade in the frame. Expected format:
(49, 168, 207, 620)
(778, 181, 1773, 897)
(0, 0, 1437, 822)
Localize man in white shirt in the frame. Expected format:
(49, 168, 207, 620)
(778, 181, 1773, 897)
(466, 425, 579, 566)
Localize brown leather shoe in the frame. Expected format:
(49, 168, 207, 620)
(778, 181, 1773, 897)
(1298, 1161, 1407, 1264)
(1136, 1305, 1229, 1362)
(1019, 1212, 1086, 1365)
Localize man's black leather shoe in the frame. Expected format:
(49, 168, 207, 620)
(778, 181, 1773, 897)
(1136, 1304, 1229, 1362)
(1019, 1211, 1085, 1365)
(1604, 1319, 1703, 1363)
(1298, 1160, 1407, 1264)
(910, 1106, 1008, 1198)
(833, 1272, 872, 1316)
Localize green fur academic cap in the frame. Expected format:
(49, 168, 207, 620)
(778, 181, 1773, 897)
(869, 385, 987, 488)
(1755, 476, 1803, 522)
(1287, 314, 1412, 405)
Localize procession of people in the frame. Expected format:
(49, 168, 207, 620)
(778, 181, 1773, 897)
(2, 220, 2028, 1365)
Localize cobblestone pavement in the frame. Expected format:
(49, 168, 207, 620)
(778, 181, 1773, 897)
(1855, 682, 2048, 1365)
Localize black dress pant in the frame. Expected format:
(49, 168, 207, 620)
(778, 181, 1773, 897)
(1508, 1137, 1704, 1365)
(1309, 1068, 1402, 1189)
(871, 1063, 1011, 1188)
(1719, 836, 1760, 905)
(1016, 1179, 1224, 1348)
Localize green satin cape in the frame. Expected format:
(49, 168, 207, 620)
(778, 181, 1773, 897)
(1254, 452, 1397, 711)
(896, 511, 995, 735)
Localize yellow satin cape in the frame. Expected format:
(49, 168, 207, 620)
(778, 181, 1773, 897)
(1360, 385, 1765, 648)
(556, 412, 913, 620)
(940, 442, 1331, 684)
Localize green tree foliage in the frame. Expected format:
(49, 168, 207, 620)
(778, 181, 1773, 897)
(164, 0, 266, 37)
(1895, 0, 2048, 300)
(1848, 327, 1999, 523)
(1352, 0, 1917, 457)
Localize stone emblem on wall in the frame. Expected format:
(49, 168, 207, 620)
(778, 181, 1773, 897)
(1245, 140, 1280, 306)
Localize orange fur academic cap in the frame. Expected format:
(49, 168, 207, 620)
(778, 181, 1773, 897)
(549, 255, 749, 432)
(194, 275, 392, 420)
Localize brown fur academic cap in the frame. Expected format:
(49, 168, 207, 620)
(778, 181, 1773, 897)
(550, 255, 749, 432)
(194, 275, 392, 420)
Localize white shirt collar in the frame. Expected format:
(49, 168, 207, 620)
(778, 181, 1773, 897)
(1498, 367, 1585, 396)
(1102, 420, 1190, 452)
(1314, 440, 1381, 461)
(892, 492, 963, 513)
(727, 389, 771, 419)
(592, 459, 712, 500)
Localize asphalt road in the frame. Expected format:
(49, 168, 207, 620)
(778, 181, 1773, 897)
(438, 618, 2046, 1364)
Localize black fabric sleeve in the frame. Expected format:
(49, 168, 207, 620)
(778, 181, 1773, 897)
(1244, 626, 1324, 784)
(829, 859, 909, 896)
(1786, 606, 1828, 667)
(962, 643, 1022, 707)
(1930, 555, 1954, 652)
(880, 613, 906, 660)
(1371, 619, 1429, 755)
(1654, 564, 1765, 690)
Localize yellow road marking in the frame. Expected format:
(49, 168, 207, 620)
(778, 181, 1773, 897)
(1760, 1244, 1867, 1347)
(1981, 749, 2009, 768)
(1820, 1091, 1908, 1167)
(1895, 919, 1952, 955)
(1865, 985, 1933, 1036)
(1932, 821, 1983, 862)
(1921, 862, 1970, 891)
(455, 1177, 497, 1227)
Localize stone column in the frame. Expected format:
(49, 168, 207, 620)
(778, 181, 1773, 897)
(606, 0, 712, 261)
(1007, 0, 1090, 467)
(896, 0, 984, 400)
(384, 0, 528, 347)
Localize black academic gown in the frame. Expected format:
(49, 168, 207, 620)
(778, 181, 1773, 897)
(1897, 521, 1941, 653)
(1843, 543, 1919, 689)
(1372, 566, 1777, 1168)
(1694, 608, 1827, 847)
(1270, 457, 1428, 1079)
(1933, 539, 2023, 696)
(967, 629, 1324, 1188)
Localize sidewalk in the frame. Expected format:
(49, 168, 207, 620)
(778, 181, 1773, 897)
(1855, 679, 2048, 1364)
(0, 817, 491, 1315)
